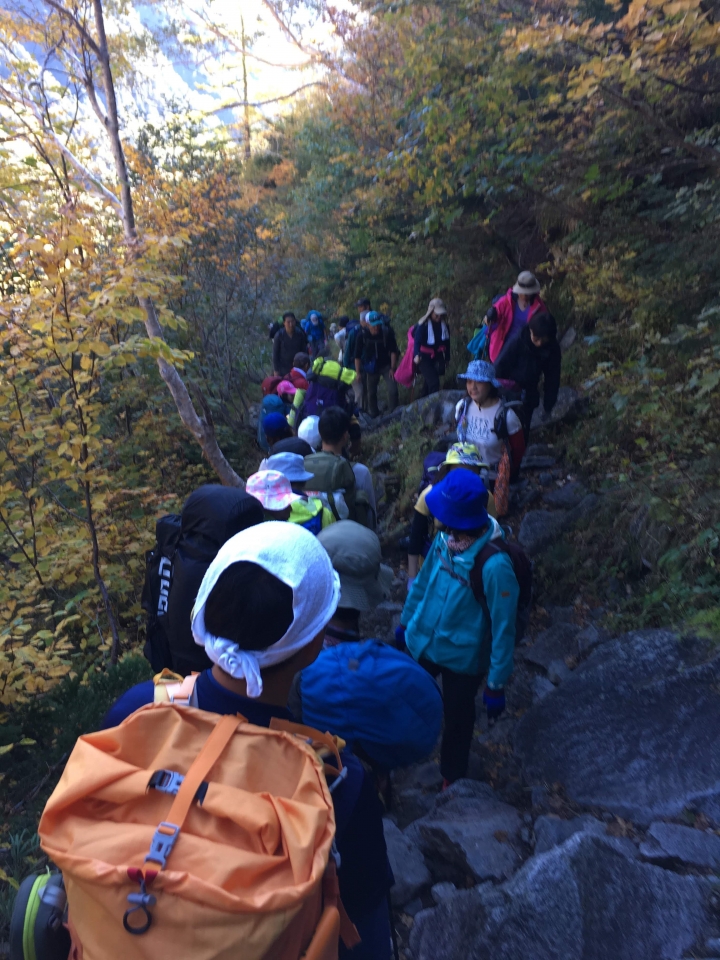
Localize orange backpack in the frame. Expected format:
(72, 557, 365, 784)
(38, 698, 360, 960)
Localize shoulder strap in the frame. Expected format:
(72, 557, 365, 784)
(153, 671, 200, 707)
(469, 542, 502, 604)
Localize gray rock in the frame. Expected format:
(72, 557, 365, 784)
(518, 509, 569, 555)
(538, 471, 554, 485)
(640, 822, 720, 870)
(431, 881, 457, 904)
(521, 622, 580, 669)
(531, 785, 550, 814)
(410, 833, 710, 960)
(543, 480, 588, 509)
(577, 623, 610, 656)
(524, 443, 556, 458)
(374, 600, 403, 613)
(521, 454, 558, 469)
(405, 779, 522, 884)
(567, 492, 601, 525)
(516, 630, 720, 825)
(706, 939, 720, 953)
(520, 826, 532, 844)
(546, 604, 577, 624)
(533, 675, 556, 702)
(401, 761, 443, 792)
(560, 326, 577, 352)
(383, 818, 431, 906)
(547, 658, 573, 684)
(534, 814, 606, 854)
(371, 451, 393, 469)
(402, 897, 424, 917)
(400, 390, 465, 438)
(530, 386, 579, 431)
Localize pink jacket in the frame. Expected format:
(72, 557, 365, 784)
(488, 289, 546, 363)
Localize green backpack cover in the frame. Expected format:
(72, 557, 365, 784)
(304, 452, 357, 522)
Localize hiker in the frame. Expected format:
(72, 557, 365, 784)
(355, 311, 399, 418)
(398, 471, 520, 786)
(334, 315, 350, 362)
(266, 451, 335, 533)
(159, 485, 265, 676)
(288, 352, 311, 390)
(298, 413, 321, 451)
(305, 407, 375, 527)
(483, 271, 547, 363)
(407, 442, 497, 591)
(455, 360, 526, 475)
(267, 318, 283, 340)
(273, 311, 308, 377)
(259, 411, 292, 454)
(290, 521, 443, 783)
(343, 300, 369, 409)
(246, 469, 301, 522)
(494, 310, 562, 438)
(413, 297, 451, 396)
(104, 522, 394, 958)
(296, 356, 356, 426)
(303, 310, 326, 359)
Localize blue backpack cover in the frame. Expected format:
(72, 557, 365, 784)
(299, 640, 442, 770)
(257, 394, 287, 451)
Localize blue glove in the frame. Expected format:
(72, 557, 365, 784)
(394, 625, 407, 651)
(483, 686, 506, 722)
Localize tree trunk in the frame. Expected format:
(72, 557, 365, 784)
(242, 16, 252, 160)
(91, 0, 244, 488)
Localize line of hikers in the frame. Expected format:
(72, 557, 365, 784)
(13, 271, 559, 960)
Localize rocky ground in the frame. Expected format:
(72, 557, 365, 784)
(362, 391, 720, 960)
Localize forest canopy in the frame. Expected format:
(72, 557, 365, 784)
(0, 0, 718, 703)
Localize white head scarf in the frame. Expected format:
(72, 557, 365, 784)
(191, 521, 340, 698)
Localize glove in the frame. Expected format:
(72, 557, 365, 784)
(394, 625, 407, 650)
(483, 686, 506, 722)
(406, 577, 415, 594)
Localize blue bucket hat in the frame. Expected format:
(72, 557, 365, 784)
(425, 470, 489, 531)
(457, 359, 500, 387)
(266, 452, 314, 483)
(366, 311, 383, 326)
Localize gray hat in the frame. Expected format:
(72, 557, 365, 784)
(318, 521, 393, 611)
(512, 271, 541, 296)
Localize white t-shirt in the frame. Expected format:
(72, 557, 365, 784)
(455, 398, 522, 466)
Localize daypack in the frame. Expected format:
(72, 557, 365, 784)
(299, 359, 355, 424)
(467, 325, 489, 360)
(141, 514, 182, 672)
(290, 496, 330, 535)
(394, 325, 417, 389)
(304, 452, 357, 523)
(261, 375, 283, 397)
(257, 393, 287, 451)
(470, 538, 533, 642)
(342, 322, 362, 369)
(418, 451, 446, 494)
(298, 640, 443, 770)
(35, 699, 358, 960)
(456, 396, 525, 446)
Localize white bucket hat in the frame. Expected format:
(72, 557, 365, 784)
(512, 271, 541, 296)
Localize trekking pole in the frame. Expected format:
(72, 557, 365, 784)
(388, 891, 400, 960)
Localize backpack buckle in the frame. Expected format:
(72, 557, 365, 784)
(144, 821, 180, 869)
(148, 769, 184, 795)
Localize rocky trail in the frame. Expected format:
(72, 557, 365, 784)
(361, 390, 720, 960)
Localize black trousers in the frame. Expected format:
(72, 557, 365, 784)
(418, 356, 442, 396)
(420, 659, 482, 782)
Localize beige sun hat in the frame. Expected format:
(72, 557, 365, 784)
(419, 297, 448, 324)
(512, 271, 541, 296)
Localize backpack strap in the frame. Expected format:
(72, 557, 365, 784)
(469, 542, 503, 605)
(153, 671, 200, 707)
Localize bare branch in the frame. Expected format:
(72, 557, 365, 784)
(208, 80, 327, 114)
(41, 0, 100, 56)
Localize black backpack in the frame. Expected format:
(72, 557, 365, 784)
(141, 514, 182, 671)
(493, 399, 526, 441)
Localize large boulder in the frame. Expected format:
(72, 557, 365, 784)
(383, 819, 431, 906)
(518, 509, 568, 556)
(400, 390, 465, 438)
(640, 822, 720, 870)
(405, 780, 522, 884)
(543, 480, 588, 509)
(530, 386, 579, 431)
(520, 622, 580, 670)
(410, 833, 711, 960)
(533, 813, 606, 854)
(515, 630, 720, 825)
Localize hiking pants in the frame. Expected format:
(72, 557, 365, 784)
(353, 372, 366, 410)
(419, 659, 482, 783)
(366, 365, 398, 418)
(417, 356, 442, 396)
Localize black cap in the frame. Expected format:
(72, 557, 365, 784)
(355, 297, 371, 308)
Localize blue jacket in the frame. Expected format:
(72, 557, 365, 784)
(401, 519, 519, 686)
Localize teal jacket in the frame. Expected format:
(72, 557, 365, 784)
(401, 519, 519, 687)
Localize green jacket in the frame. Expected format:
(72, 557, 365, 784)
(401, 519, 519, 686)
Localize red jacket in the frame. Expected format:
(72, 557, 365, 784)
(487, 289, 546, 363)
(288, 368, 309, 391)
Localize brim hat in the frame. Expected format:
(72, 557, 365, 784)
(262, 412, 290, 435)
(457, 359, 501, 387)
(317, 521, 393, 612)
(366, 311, 383, 326)
(512, 271, 541, 296)
(266, 452, 314, 484)
(419, 297, 448, 324)
(246, 470, 302, 511)
(277, 380, 297, 397)
(437, 442, 490, 479)
(355, 298, 371, 308)
(425, 470, 489, 531)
